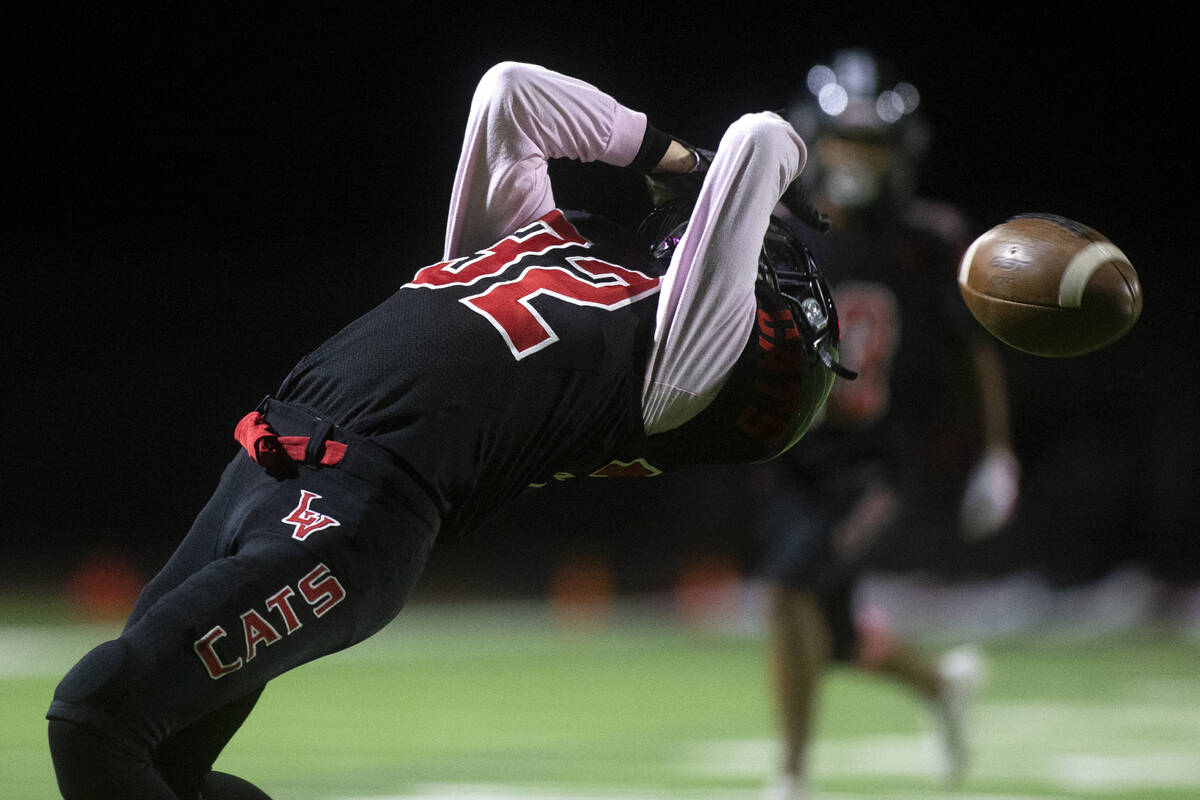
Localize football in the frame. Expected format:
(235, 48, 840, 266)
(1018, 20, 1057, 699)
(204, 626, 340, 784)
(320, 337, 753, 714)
(957, 213, 1142, 357)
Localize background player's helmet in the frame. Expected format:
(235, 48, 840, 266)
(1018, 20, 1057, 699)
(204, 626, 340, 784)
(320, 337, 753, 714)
(786, 47, 929, 213)
(636, 200, 854, 380)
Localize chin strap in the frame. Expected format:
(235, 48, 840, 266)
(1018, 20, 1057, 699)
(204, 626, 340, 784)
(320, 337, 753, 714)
(820, 348, 858, 380)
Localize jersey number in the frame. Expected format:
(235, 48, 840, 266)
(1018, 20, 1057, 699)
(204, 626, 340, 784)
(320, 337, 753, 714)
(405, 212, 660, 359)
(825, 281, 901, 425)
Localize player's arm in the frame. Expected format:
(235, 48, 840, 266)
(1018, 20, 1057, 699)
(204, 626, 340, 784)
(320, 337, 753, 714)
(652, 140, 702, 174)
(642, 111, 807, 434)
(970, 336, 1012, 452)
(959, 334, 1020, 538)
(442, 61, 691, 260)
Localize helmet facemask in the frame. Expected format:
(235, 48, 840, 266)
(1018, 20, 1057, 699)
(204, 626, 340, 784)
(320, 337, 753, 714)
(637, 203, 856, 381)
(757, 218, 857, 380)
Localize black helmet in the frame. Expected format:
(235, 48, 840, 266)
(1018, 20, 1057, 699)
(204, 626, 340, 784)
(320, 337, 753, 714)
(636, 200, 856, 380)
(787, 47, 930, 211)
(787, 47, 927, 147)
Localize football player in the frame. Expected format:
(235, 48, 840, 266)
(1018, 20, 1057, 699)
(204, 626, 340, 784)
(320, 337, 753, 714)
(756, 48, 1018, 799)
(47, 61, 848, 798)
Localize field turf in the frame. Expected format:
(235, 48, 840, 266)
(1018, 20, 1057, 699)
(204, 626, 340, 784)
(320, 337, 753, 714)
(4, 597, 1199, 799)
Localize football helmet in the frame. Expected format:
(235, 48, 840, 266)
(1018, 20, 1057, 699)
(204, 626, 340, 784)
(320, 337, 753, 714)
(636, 199, 856, 380)
(786, 47, 929, 212)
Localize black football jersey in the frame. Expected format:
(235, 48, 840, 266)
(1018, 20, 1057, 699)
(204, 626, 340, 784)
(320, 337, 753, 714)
(277, 209, 833, 537)
(277, 210, 664, 536)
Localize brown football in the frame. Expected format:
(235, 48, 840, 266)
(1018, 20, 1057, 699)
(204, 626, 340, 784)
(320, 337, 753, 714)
(957, 213, 1143, 357)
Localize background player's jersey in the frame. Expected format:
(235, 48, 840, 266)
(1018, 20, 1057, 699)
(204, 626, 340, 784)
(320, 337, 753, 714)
(769, 199, 980, 550)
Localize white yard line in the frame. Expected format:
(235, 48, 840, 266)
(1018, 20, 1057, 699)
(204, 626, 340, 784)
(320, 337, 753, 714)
(335, 787, 1060, 800)
(0, 624, 121, 678)
(680, 697, 1200, 794)
(335, 786, 1063, 800)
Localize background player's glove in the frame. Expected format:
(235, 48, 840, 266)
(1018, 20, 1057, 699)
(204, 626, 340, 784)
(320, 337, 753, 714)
(959, 446, 1020, 540)
(644, 142, 713, 207)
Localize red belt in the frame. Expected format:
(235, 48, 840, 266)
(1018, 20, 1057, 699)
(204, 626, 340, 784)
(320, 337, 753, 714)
(234, 411, 347, 474)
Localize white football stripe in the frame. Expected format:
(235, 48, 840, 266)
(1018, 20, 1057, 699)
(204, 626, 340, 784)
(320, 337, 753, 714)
(1058, 241, 1130, 308)
(958, 234, 985, 287)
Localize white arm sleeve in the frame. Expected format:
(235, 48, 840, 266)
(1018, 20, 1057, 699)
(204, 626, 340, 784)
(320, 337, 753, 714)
(443, 62, 649, 260)
(641, 112, 806, 434)
(442, 65, 807, 437)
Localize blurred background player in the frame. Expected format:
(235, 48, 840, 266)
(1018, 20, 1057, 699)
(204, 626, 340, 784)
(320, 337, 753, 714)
(755, 48, 1020, 800)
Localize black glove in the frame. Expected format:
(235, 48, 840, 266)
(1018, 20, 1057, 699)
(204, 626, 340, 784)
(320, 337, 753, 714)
(770, 107, 831, 233)
(780, 178, 831, 233)
(647, 142, 830, 235)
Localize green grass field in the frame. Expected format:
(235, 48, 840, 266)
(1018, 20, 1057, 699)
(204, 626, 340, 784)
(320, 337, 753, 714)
(4, 597, 1200, 799)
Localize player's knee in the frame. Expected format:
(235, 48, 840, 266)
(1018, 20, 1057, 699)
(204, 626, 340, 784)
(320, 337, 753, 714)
(48, 718, 96, 798)
(47, 718, 136, 800)
(49, 638, 134, 721)
(48, 639, 151, 798)
(854, 623, 893, 671)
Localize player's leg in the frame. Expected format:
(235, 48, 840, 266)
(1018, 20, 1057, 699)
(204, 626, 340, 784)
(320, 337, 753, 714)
(853, 599, 983, 784)
(757, 489, 834, 800)
(764, 585, 831, 800)
(202, 771, 276, 799)
(48, 713, 175, 799)
(47, 455, 263, 799)
(854, 607, 940, 697)
(48, 680, 271, 800)
(48, 449, 438, 798)
(49, 527, 433, 798)
(47, 542, 316, 798)
(930, 645, 983, 785)
(48, 699, 268, 799)
(152, 689, 264, 796)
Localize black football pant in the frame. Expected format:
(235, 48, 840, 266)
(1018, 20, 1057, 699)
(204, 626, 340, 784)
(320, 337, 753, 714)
(47, 400, 440, 799)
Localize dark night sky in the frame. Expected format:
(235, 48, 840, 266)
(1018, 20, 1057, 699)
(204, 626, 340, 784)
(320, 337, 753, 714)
(4, 6, 1195, 588)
